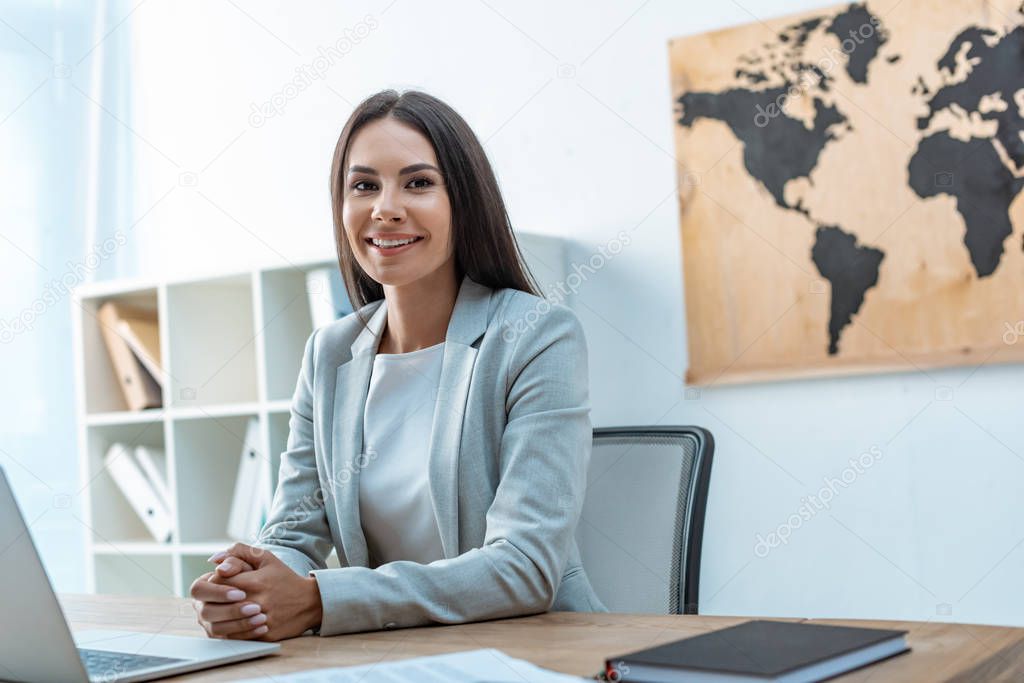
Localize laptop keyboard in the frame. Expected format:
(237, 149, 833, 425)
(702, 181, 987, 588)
(79, 647, 188, 680)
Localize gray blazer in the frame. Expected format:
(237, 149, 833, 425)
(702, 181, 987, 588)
(254, 273, 607, 636)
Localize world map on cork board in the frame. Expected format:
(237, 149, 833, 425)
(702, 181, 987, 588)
(669, 0, 1024, 385)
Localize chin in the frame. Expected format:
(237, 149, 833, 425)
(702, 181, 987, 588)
(363, 267, 427, 289)
(368, 260, 453, 290)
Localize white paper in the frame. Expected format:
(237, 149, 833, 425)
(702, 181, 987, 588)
(233, 647, 587, 682)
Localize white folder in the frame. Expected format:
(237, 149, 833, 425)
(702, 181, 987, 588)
(133, 445, 171, 513)
(243, 454, 271, 541)
(227, 418, 262, 542)
(104, 443, 172, 542)
(306, 267, 353, 329)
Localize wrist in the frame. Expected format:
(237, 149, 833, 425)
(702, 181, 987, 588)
(304, 576, 323, 633)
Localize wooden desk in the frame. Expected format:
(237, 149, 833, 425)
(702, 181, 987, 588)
(61, 594, 1024, 681)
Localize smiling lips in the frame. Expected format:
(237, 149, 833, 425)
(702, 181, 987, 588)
(365, 234, 424, 254)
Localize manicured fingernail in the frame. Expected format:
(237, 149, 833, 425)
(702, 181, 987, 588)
(208, 551, 227, 562)
(217, 560, 234, 572)
(253, 625, 268, 635)
(226, 589, 246, 601)
(240, 603, 261, 616)
(248, 613, 267, 626)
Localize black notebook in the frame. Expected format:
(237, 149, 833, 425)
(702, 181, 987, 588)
(605, 620, 909, 682)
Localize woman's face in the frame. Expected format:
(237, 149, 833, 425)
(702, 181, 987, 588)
(342, 117, 454, 289)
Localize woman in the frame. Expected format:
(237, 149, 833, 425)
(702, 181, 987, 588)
(190, 89, 605, 640)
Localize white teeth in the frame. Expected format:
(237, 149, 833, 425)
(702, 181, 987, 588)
(371, 237, 419, 248)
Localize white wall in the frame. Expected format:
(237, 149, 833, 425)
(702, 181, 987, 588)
(117, 0, 1023, 626)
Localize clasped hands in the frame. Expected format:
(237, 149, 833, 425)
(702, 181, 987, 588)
(189, 542, 323, 641)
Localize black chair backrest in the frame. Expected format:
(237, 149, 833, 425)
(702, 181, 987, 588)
(575, 426, 714, 614)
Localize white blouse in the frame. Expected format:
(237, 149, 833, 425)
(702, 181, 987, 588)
(358, 340, 447, 567)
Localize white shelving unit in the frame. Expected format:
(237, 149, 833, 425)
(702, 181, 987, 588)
(72, 234, 569, 597)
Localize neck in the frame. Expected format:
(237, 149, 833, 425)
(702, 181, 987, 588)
(378, 263, 459, 354)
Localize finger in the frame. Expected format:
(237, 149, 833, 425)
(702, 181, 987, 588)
(214, 558, 255, 578)
(191, 578, 248, 603)
(205, 570, 253, 591)
(207, 613, 269, 638)
(206, 571, 248, 589)
(189, 572, 218, 599)
(194, 602, 204, 630)
(223, 542, 267, 568)
(225, 624, 270, 640)
(200, 620, 214, 639)
(199, 601, 263, 624)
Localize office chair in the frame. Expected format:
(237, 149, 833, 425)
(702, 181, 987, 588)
(575, 426, 714, 615)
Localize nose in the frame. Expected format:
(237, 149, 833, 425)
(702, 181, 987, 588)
(371, 185, 406, 223)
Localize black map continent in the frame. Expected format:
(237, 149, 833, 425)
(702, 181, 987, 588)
(811, 226, 884, 354)
(676, 2, 1024, 357)
(909, 25, 1024, 277)
(677, 87, 845, 211)
(909, 132, 1024, 277)
(675, 3, 889, 355)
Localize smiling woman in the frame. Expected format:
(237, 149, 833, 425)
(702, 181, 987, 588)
(340, 118, 457, 313)
(331, 90, 540, 316)
(190, 89, 606, 641)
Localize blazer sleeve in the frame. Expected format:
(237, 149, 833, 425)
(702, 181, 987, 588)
(309, 302, 592, 636)
(252, 327, 334, 577)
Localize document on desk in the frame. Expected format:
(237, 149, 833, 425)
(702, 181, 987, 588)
(234, 647, 587, 682)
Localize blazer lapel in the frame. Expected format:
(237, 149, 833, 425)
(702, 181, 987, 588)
(331, 299, 387, 568)
(331, 275, 493, 566)
(428, 276, 491, 558)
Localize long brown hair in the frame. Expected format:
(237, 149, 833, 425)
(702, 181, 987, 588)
(329, 89, 540, 318)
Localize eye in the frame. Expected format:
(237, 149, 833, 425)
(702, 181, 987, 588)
(350, 179, 377, 192)
(408, 176, 434, 189)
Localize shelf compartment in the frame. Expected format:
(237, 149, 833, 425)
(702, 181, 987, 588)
(258, 262, 336, 402)
(172, 414, 260, 543)
(78, 288, 162, 415)
(84, 422, 169, 545)
(166, 274, 258, 408)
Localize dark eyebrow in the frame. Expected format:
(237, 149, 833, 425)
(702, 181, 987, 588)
(348, 163, 440, 176)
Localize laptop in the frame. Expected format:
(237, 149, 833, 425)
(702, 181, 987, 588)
(0, 465, 280, 682)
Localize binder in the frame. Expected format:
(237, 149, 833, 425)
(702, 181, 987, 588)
(245, 449, 272, 540)
(104, 442, 172, 542)
(116, 312, 165, 388)
(306, 267, 353, 329)
(227, 418, 263, 541)
(133, 445, 171, 514)
(97, 302, 163, 411)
